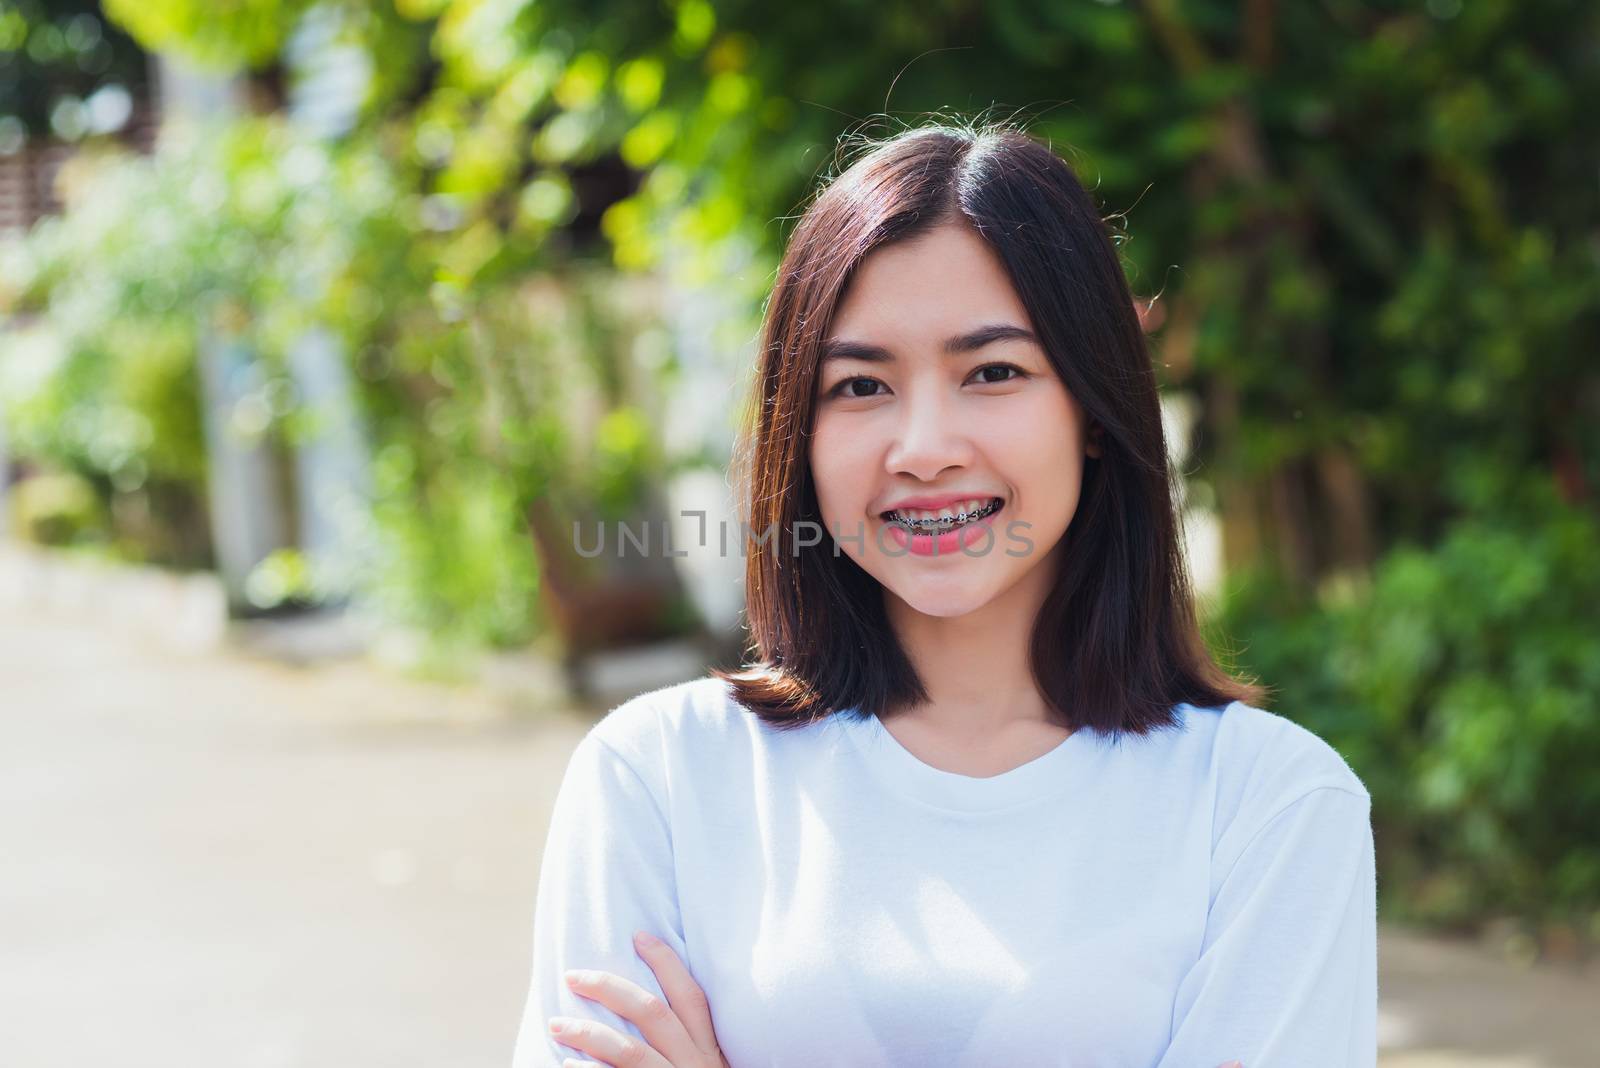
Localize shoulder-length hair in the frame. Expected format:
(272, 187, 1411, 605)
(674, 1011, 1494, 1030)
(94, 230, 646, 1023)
(711, 121, 1266, 736)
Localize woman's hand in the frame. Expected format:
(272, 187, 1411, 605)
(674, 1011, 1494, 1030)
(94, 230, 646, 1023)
(548, 930, 731, 1068)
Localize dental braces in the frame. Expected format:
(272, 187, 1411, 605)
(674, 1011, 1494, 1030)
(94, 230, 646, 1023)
(887, 500, 1000, 532)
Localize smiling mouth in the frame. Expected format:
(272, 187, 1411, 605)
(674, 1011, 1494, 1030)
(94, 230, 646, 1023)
(880, 497, 1005, 535)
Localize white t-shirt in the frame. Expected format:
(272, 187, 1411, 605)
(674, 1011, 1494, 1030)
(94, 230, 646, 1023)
(511, 676, 1377, 1067)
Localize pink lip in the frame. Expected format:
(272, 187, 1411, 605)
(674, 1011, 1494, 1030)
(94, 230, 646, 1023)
(880, 493, 1002, 514)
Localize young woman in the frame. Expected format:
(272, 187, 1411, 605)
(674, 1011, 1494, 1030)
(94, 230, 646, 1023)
(511, 122, 1377, 1068)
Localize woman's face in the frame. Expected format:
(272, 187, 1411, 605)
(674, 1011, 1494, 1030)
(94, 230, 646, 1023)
(807, 220, 1099, 620)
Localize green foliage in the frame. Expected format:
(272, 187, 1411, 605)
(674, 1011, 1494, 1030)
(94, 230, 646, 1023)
(3, 112, 684, 648)
(1220, 477, 1600, 927)
(1, 121, 495, 631)
(100, 0, 314, 70)
(362, 442, 540, 645)
(0, 0, 148, 141)
(7, 468, 103, 546)
(2, 143, 213, 563)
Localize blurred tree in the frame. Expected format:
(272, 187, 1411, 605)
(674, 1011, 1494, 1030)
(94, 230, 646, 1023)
(1218, 479, 1600, 934)
(0, 0, 148, 142)
(100, 0, 314, 70)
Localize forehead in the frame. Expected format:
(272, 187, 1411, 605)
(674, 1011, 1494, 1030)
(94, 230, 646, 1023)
(827, 221, 1031, 339)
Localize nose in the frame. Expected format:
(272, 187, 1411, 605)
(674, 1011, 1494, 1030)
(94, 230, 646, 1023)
(883, 379, 974, 482)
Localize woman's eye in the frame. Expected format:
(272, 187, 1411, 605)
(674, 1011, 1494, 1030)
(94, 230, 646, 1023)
(971, 363, 1027, 385)
(830, 376, 885, 398)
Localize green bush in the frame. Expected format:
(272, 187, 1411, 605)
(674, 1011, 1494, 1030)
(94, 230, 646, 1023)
(1, 120, 688, 652)
(1219, 476, 1600, 929)
(1, 145, 211, 567)
(8, 468, 105, 547)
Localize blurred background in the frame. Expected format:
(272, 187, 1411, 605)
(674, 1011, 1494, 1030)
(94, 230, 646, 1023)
(1, 1, 1596, 1065)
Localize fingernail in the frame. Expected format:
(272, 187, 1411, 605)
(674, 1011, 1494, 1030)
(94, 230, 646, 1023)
(548, 1017, 565, 1034)
(634, 930, 660, 947)
(564, 969, 588, 986)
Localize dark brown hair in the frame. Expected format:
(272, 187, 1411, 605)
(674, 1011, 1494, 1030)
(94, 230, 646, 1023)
(711, 121, 1265, 736)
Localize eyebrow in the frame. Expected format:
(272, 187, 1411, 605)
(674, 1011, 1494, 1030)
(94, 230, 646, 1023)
(819, 323, 1039, 363)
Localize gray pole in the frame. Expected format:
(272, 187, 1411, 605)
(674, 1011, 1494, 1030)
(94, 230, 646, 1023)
(158, 52, 290, 611)
(284, 326, 371, 603)
(194, 328, 292, 610)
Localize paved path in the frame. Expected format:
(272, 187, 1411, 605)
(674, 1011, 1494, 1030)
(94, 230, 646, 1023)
(2, 608, 1595, 1067)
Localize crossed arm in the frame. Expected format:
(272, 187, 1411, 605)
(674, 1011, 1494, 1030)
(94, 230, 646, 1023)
(538, 935, 1251, 1068)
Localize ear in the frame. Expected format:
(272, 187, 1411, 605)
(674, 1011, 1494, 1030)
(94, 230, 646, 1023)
(1085, 424, 1104, 459)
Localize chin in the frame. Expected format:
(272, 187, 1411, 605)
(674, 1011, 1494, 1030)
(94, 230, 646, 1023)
(883, 576, 1005, 620)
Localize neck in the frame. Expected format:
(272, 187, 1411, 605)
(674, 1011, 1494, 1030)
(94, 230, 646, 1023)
(883, 542, 1063, 737)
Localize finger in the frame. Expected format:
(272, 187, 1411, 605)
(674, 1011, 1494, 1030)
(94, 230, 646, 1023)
(560, 967, 697, 1066)
(633, 930, 721, 1055)
(547, 1014, 672, 1068)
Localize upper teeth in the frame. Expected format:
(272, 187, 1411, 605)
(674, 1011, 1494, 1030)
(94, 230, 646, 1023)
(890, 498, 997, 524)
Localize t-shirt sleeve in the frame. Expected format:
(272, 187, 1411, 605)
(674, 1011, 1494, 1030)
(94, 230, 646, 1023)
(509, 728, 683, 1068)
(1154, 784, 1378, 1068)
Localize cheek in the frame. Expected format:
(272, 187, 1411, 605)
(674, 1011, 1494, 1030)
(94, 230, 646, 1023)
(991, 397, 1085, 506)
(806, 417, 865, 521)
